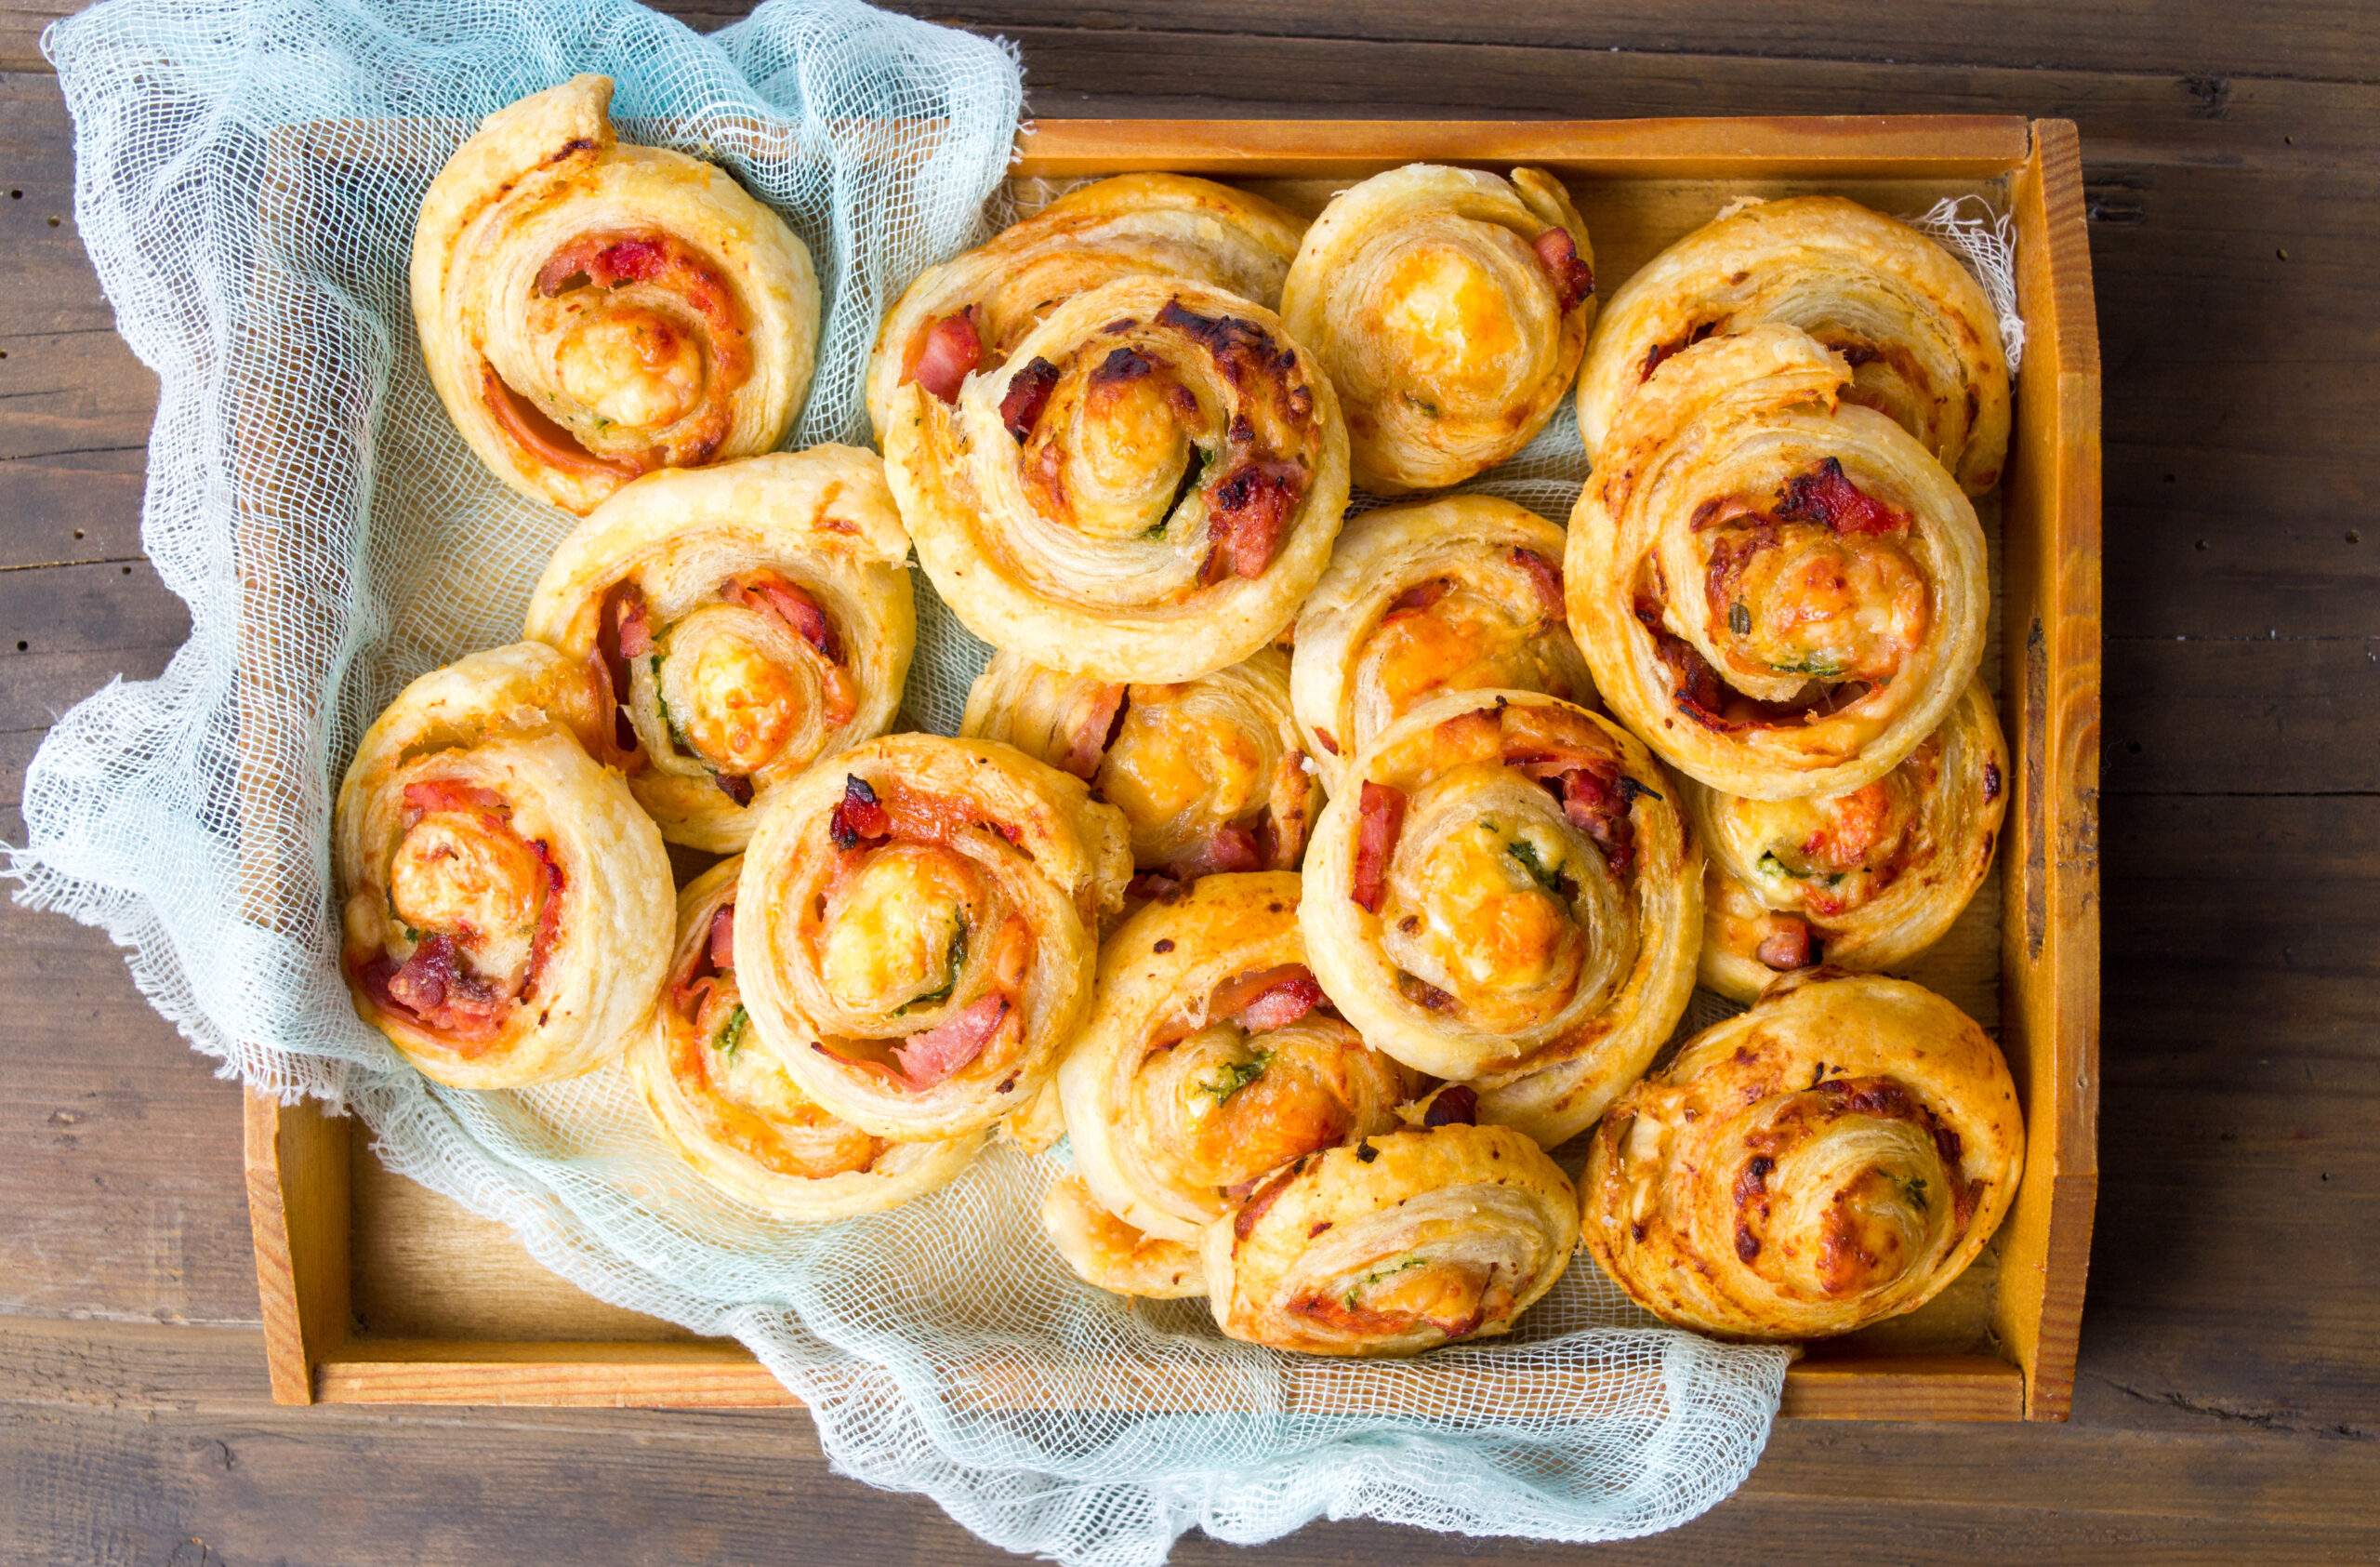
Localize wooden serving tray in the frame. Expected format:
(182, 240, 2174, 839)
(242, 115, 2100, 1423)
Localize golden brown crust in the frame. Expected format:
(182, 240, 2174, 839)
(1580, 970, 2024, 1340)
(522, 447, 914, 852)
(734, 734, 1130, 1141)
(1300, 690, 1699, 1146)
(1689, 679, 2010, 1001)
(883, 275, 1350, 684)
(411, 76, 817, 516)
(1578, 194, 2010, 497)
(1281, 165, 1595, 494)
(1567, 323, 1988, 801)
(1055, 871, 1411, 1243)
(333, 644, 672, 1089)
(1290, 495, 1593, 798)
(1200, 1122, 1578, 1356)
(1040, 1174, 1208, 1299)
(628, 859, 983, 1218)
(865, 173, 1307, 439)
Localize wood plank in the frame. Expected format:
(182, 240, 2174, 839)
(242, 1092, 348, 1403)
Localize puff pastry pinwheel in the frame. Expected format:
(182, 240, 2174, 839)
(1580, 970, 2024, 1340)
(413, 74, 818, 516)
(1300, 690, 1700, 1145)
(864, 173, 1306, 438)
(734, 734, 1130, 1141)
(1056, 872, 1411, 1248)
(1290, 496, 1593, 798)
(1689, 679, 2009, 1001)
(630, 858, 982, 1218)
(1201, 1098, 1579, 1356)
(1567, 324, 1988, 801)
(1279, 165, 1595, 495)
(883, 275, 1351, 683)
(1577, 195, 2010, 497)
(961, 650, 1318, 897)
(1041, 1174, 1207, 1299)
(336, 643, 672, 1089)
(522, 446, 912, 852)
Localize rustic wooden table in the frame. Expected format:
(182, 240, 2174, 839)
(3, 2, 2373, 1560)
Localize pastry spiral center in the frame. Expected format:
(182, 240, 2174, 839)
(1369, 242, 1526, 405)
(389, 806, 546, 990)
(817, 844, 974, 1016)
(1730, 1081, 1958, 1302)
(1358, 588, 1562, 737)
(1722, 763, 1924, 916)
(1710, 519, 1928, 690)
(1097, 689, 1268, 851)
(655, 608, 805, 774)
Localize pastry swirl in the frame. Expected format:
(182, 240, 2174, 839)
(1580, 969, 2024, 1339)
(734, 734, 1130, 1141)
(630, 858, 983, 1218)
(1300, 690, 1700, 1128)
(1577, 195, 2010, 496)
(1281, 165, 1595, 494)
(961, 649, 1318, 896)
(522, 446, 913, 852)
(1567, 324, 1988, 801)
(335, 643, 672, 1089)
(865, 173, 1306, 438)
(1290, 496, 1593, 799)
(1057, 871, 1411, 1244)
(1040, 1174, 1206, 1299)
(1201, 1109, 1579, 1356)
(1689, 678, 2009, 1001)
(883, 275, 1351, 683)
(413, 74, 818, 516)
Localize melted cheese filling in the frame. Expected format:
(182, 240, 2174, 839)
(1373, 244, 1521, 402)
(1097, 691, 1265, 849)
(388, 809, 544, 989)
(1722, 525, 1929, 684)
(817, 844, 972, 1016)
(548, 306, 706, 432)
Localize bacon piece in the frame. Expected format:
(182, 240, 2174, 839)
(1125, 870, 1185, 904)
(1057, 684, 1129, 780)
(908, 310, 982, 403)
(1233, 1160, 1304, 1240)
(1351, 781, 1408, 914)
(1423, 1083, 1478, 1127)
(401, 778, 509, 825)
(999, 355, 1062, 443)
(1777, 457, 1909, 538)
(1312, 726, 1342, 758)
(1633, 596, 1731, 720)
(1553, 765, 1640, 878)
(1530, 226, 1594, 313)
(524, 838, 565, 992)
(1756, 916, 1813, 970)
(1640, 321, 1718, 385)
(714, 772, 754, 806)
(1163, 821, 1263, 883)
(379, 935, 507, 1039)
(1388, 578, 1451, 616)
(892, 993, 1010, 1090)
(1512, 548, 1565, 621)
(596, 579, 648, 755)
(828, 774, 890, 849)
(1210, 963, 1326, 1033)
(1205, 460, 1305, 580)
(723, 571, 843, 664)
(707, 904, 736, 972)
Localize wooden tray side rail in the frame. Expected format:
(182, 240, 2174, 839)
(242, 116, 2097, 1428)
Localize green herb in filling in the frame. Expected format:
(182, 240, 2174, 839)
(906, 923, 970, 1011)
(1506, 837, 1567, 896)
(1201, 1051, 1271, 1105)
(713, 1003, 750, 1061)
(1345, 1255, 1427, 1310)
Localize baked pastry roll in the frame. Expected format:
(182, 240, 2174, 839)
(961, 650, 1318, 897)
(1576, 194, 2010, 496)
(1300, 690, 1699, 1142)
(522, 446, 912, 852)
(413, 74, 818, 516)
(335, 643, 672, 1089)
(883, 275, 1351, 683)
(1580, 969, 2024, 1340)
(1057, 871, 1410, 1245)
(1567, 324, 1988, 801)
(864, 173, 1306, 438)
(1290, 496, 1593, 799)
(1279, 165, 1595, 495)
(1201, 1099, 1579, 1356)
(734, 734, 1130, 1141)
(630, 858, 982, 1218)
(1040, 1174, 1206, 1299)
(1690, 679, 2009, 1001)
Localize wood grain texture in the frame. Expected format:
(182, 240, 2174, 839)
(3, 0, 2378, 1559)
